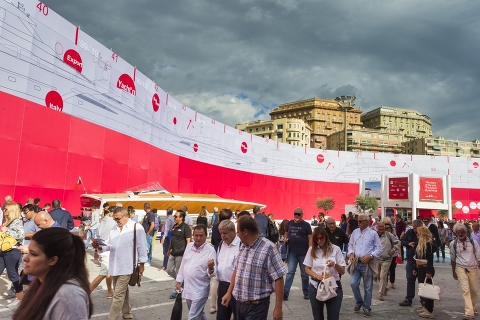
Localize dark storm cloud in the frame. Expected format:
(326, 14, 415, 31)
(44, 0, 480, 140)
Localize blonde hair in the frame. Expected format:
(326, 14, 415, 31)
(415, 226, 432, 258)
(382, 217, 392, 225)
(4, 203, 21, 223)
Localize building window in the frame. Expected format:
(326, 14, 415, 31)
(277, 124, 283, 129)
(277, 133, 283, 139)
(262, 127, 265, 131)
(255, 128, 258, 132)
(248, 129, 252, 132)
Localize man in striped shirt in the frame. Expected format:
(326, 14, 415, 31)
(221, 215, 286, 320)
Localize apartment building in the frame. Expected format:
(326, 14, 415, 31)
(404, 137, 480, 157)
(235, 118, 311, 147)
(269, 97, 362, 149)
(361, 106, 432, 141)
(327, 127, 403, 153)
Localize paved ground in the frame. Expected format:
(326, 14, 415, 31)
(0, 243, 471, 319)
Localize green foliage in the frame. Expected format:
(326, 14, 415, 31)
(316, 197, 336, 215)
(437, 204, 456, 218)
(355, 195, 378, 214)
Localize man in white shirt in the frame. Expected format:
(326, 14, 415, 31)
(216, 220, 240, 320)
(95, 207, 147, 320)
(450, 223, 480, 320)
(175, 224, 216, 320)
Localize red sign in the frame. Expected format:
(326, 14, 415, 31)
(419, 177, 443, 201)
(388, 177, 409, 200)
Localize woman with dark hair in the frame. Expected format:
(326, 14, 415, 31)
(13, 228, 93, 320)
(339, 214, 347, 233)
(1, 203, 25, 309)
(436, 220, 446, 263)
(304, 227, 346, 320)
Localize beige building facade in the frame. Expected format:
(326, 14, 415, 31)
(269, 97, 362, 149)
(404, 137, 480, 157)
(235, 118, 311, 147)
(327, 127, 403, 153)
(361, 106, 432, 142)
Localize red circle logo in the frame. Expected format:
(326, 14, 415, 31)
(193, 143, 199, 152)
(152, 93, 160, 112)
(45, 91, 63, 112)
(316, 154, 324, 163)
(173, 117, 177, 125)
(473, 162, 479, 169)
(241, 142, 248, 154)
(63, 49, 83, 73)
(390, 160, 396, 167)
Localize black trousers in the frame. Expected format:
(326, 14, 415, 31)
(217, 281, 237, 320)
(417, 267, 435, 313)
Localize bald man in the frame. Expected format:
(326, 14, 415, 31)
(34, 211, 61, 229)
(326, 217, 349, 251)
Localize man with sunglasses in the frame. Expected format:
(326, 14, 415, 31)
(450, 223, 480, 320)
(347, 214, 382, 317)
(166, 210, 192, 299)
(283, 207, 312, 301)
(94, 207, 147, 320)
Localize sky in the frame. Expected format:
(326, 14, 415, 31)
(44, 0, 480, 141)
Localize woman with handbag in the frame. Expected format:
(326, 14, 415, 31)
(0, 203, 25, 309)
(304, 226, 346, 320)
(413, 226, 436, 319)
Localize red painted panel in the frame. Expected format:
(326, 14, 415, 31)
(16, 143, 68, 188)
(22, 102, 70, 151)
(100, 160, 129, 192)
(127, 167, 149, 188)
(178, 177, 194, 191)
(0, 138, 20, 185)
(65, 153, 103, 192)
(149, 145, 165, 172)
(0, 92, 24, 141)
(129, 139, 151, 169)
(0, 185, 15, 202)
(68, 117, 105, 159)
(103, 130, 130, 164)
(14, 186, 65, 210)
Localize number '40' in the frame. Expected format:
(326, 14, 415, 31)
(36, 2, 49, 16)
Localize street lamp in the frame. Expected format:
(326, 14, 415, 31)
(335, 95, 356, 152)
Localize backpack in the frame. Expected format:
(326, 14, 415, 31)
(453, 238, 476, 258)
(267, 219, 280, 243)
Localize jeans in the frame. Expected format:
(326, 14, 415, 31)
(236, 297, 270, 320)
(405, 262, 417, 302)
(308, 282, 343, 320)
(167, 255, 183, 280)
(162, 237, 170, 269)
(84, 228, 98, 249)
(436, 243, 445, 260)
(145, 234, 153, 264)
(284, 252, 308, 296)
(0, 249, 22, 292)
(350, 262, 373, 311)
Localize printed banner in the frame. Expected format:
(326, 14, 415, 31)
(419, 177, 443, 201)
(388, 177, 409, 200)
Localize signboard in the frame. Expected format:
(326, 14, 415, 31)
(419, 177, 444, 201)
(365, 181, 381, 200)
(388, 177, 409, 200)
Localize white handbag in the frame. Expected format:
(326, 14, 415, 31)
(418, 278, 441, 300)
(316, 265, 338, 301)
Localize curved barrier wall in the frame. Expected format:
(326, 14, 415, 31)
(0, 1, 478, 219)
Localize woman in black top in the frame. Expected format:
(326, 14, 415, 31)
(196, 207, 208, 227)
(413, 226, 435, 319)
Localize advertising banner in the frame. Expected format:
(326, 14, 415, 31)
(388, 177, 409, 200)
(419, 177, 443, 201)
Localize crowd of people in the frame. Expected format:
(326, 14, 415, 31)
(1, 194, 480, 320)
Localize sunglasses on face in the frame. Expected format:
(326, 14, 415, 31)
(113, 216, 124, 222)
(294, 213, 302, 216)
(315, 236, 325, 241)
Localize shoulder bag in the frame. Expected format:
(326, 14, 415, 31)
(418, 278, 441, 300)
(129, 224, 142, 287)
(0, 220, 19, 252)
(316, 264, 338, 301)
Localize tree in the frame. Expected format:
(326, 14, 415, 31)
(437, 205, 457, 219)
(355, 195, 378, 214)
(316, 197, 335, 216)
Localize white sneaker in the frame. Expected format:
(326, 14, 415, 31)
(144, 263, 151, 266)
(7, 299, 21, 310)
(3, 289, 15, 299)
(210, 307, 217, 314)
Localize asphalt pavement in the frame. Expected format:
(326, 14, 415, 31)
(0, 243, 472, 319)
